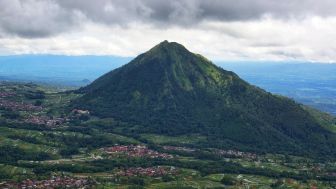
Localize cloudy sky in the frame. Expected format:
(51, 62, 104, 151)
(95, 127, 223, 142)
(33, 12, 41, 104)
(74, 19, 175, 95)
(1, 0, 336, 62)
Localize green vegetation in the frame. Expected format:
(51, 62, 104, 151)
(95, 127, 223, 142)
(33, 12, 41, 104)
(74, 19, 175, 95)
(140, 134, 206, 145)
(1, 42, 336, 188)
(0, 82, 336, 188)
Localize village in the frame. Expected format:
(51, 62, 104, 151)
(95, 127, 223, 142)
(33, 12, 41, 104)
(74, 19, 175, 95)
(0, 91, 15, 98)
(0, 98, 43, 112)
(24, 115, 68, 128)
(103, 145, 174, 159)
(0, 176, 92, 189)
(0, 90, 92, 128)
(0, 90, 42, 112)
(0, 96, 65, 128)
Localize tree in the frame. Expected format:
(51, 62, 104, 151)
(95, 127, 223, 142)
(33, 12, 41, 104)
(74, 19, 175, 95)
(221, 175, 236, 185)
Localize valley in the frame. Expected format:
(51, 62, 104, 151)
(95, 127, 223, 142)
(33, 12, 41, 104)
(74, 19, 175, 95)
(0, 79, 336, 188)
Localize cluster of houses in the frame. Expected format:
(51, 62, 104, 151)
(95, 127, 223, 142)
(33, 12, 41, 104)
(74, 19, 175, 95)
(0, 90, 42, 112)
(0, 87, 91, 127)
(215, 149, 257, 159)
(24, 115, 68, 127)
(162, 145, 196, 153)
(0, 89, 92, 128)
(0, 91, 15, 98)
(0, 92, 69, 127)
(0, 99, 43, 112)
(116, 166, 178, 177)
(0, 176, 92, 189)
(103, 145, 174, 159)
(22, 108, 91, 127)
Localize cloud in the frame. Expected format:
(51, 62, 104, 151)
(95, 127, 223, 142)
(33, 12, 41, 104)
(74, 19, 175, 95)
(0, 0, 82, 38)
(0, 0, 336, 62)
(1, 0, 336, 38)
(57, 0, 336, 24)
(1, 16, 336, 62)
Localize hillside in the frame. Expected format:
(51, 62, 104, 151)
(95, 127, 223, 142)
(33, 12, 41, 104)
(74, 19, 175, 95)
(73, 41, 336, 157)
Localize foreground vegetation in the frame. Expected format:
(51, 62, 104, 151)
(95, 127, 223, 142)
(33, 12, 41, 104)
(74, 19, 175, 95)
(0, 82, 336, 188)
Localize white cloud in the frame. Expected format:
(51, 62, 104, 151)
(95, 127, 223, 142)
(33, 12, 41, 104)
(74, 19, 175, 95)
(0, 0, 84, 37)
(1, 16, 336, 62)
(0, 0, 336, 62)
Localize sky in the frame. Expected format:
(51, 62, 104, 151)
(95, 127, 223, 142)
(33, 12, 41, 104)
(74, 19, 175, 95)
(1, 0, 336, 62)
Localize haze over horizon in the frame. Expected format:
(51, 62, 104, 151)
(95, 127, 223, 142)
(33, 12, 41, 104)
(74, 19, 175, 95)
(1, 0, 336, 62)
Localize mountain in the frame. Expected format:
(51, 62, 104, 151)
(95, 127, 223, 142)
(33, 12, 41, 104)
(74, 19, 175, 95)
(73, 41, 336, 156)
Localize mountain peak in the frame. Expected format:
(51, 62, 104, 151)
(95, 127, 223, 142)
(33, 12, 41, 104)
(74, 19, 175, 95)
(156, 40, 182, 48)
(148, 40, 191, 56)
(160, 40, 169, 45)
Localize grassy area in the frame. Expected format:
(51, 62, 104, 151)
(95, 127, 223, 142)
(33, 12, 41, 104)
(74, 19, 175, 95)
(0, 164, 33, 177)
(0, 136, 59, 156)
(140, 134, 206, 145)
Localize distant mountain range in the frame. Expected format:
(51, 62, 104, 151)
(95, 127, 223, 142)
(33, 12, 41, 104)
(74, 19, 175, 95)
(220, 62, 336, 115)
(0, 55, 131, 86)
(72, 41, 336, 157)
